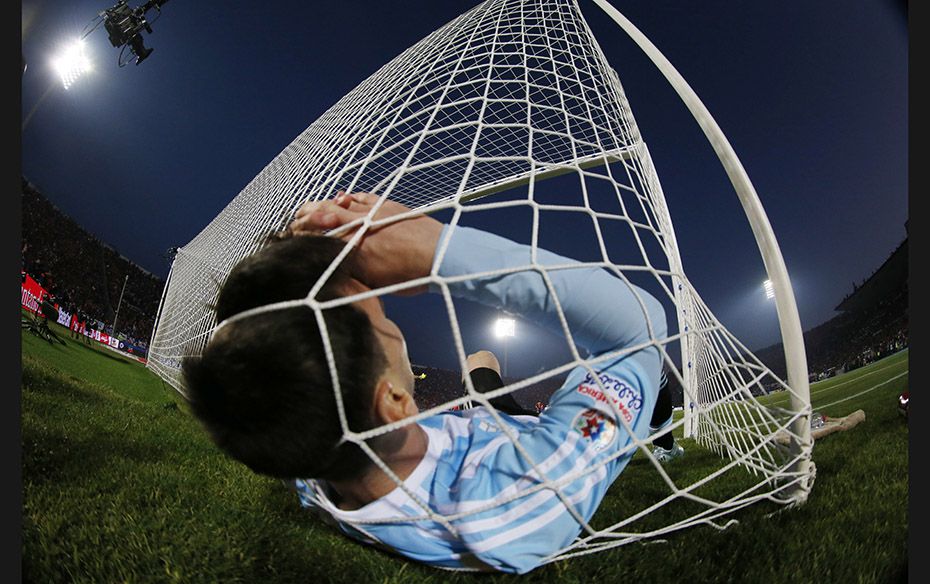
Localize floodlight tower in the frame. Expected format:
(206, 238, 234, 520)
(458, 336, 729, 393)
(763, 279, 775, 299)
(22, 39, 94, 131)
(52, 39, 92, 89)
(494, 317, 515, 378)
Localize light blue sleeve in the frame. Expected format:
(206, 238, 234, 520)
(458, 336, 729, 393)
(431, 225, 668, 574)
(431, 224, 666, 403)
(432, 225, 666, 360)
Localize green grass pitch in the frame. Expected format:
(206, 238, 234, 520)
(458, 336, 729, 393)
(21, 321, 908, 582)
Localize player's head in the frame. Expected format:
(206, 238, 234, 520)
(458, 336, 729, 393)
(182, 231, 416, 482)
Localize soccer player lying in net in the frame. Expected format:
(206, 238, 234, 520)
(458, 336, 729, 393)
(183, 191, 669, 574)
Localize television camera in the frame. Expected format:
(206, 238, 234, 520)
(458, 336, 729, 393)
(84, 0, 170, 66)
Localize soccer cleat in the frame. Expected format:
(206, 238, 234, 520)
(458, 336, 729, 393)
(652, 442, 684, 463)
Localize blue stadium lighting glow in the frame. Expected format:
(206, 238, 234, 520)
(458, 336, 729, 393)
(763, 279, 775, 300)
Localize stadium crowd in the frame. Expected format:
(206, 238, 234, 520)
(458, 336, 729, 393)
(21, 178, 164, 352)
(410, 365, 464, 411)
(411, 363, 564, 413)
(805, 258, 907, 379)
(758, 236, 908, 385)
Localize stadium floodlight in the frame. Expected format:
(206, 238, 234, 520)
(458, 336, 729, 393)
(494, 317, 515, 378)
(494, 317, 515, 338)
(52, 39, 92, 89)
(763, 279, 775, 299)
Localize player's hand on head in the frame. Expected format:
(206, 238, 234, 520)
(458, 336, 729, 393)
(292, 190, 404, 233)
(290, 190, 361, 232)
(290, 191, 443, 294)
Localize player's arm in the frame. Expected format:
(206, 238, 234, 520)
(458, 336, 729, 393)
(430, 225, 667, 574)
(433, 224, 665, 366)
(290, 193, 665, 403)
(290, 193, 664, 362)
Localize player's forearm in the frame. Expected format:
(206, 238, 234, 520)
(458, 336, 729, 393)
(432, 225, 667, 357)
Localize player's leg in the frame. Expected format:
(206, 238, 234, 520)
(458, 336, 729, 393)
(462, 350, 536, 416)
(650, 369, 684, 462)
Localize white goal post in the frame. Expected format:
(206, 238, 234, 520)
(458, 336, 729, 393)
(590, 0, 811, 485)
(147, 0, 815, 558)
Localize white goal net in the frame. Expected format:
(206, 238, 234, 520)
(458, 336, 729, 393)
(148, 0, 814, 563)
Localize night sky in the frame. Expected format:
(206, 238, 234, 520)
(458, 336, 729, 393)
(21, 0, 907, 374)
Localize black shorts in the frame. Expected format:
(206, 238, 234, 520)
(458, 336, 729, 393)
(463, 367, 536, 417)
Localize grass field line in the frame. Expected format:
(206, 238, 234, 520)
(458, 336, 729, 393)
(814, 370, 908, 411)
(809, 358, 906, 395)
(762, 355, 907, 408)
(21, 326, 909, 581)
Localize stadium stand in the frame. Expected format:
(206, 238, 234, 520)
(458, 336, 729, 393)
(410, 365, 462, 411)
(21, 177, 164, 354)
(411, 363, 566, 413)
(756, 232, 908, 385)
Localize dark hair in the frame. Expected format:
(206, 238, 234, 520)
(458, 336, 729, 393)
(183, 232, 387, 481)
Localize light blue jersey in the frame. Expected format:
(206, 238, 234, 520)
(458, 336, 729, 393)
(295, 226, 667, 574)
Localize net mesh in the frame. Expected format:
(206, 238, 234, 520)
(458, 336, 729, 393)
(148, 0, 813, 563)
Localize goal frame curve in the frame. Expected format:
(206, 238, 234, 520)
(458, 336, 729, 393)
(590, 0, 812, 500)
